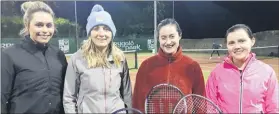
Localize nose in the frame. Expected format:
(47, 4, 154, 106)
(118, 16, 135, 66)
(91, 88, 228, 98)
(97, 28, 105, 37)
(233, 42, 241, 49)
(165, 38, 172, 44)
(42, 26, 48, 33)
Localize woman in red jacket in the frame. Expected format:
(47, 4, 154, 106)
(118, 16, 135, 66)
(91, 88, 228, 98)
(132, 18, 205, 112)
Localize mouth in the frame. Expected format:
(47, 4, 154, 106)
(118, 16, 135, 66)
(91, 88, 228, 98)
(36, 32, 52, 39)
(38, 35, 51, 40)
(164, 44, 175, 49)
(99, 38, 107, 41)
(234, 50, 244, 54)
(98, 39, 108, 43)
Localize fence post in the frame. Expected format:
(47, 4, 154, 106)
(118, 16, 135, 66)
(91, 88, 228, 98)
(135, 50, 138, 69)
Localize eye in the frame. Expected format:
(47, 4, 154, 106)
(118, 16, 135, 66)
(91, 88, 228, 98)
(239, 39, 245, 43)
(35, 22, 44, 27)
(46, 23, 53, 28)
(103, 26, 110, 31)
(160, 36, 166, 40)
(228, 41, 234, 45)
(93, 26, 99, 31)
(170, 35, 175, 39)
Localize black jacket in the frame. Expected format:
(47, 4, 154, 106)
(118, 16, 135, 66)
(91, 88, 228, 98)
(1, 37, 68, 114)
(212, 43, 221, 49)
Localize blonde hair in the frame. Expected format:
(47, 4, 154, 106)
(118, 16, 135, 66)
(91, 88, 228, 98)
(19, 1, 55, 37)
(81, 36, 125, 68)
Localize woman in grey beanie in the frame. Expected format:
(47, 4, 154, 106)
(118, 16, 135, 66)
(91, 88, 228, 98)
(63, 4, 132, 113)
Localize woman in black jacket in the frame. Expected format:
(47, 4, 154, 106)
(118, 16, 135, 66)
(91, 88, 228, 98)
(1, 1, 67, 113)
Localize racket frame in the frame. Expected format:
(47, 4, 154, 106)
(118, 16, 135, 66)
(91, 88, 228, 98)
(112, 108, 143, 114)
(173, 94, 223, 114)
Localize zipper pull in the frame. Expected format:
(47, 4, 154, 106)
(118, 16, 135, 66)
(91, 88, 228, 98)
(168, 58, 173, 63)
(239, 70, 243, 82)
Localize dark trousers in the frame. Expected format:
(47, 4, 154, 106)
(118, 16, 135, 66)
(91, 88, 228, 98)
(211, 50, 220, 57)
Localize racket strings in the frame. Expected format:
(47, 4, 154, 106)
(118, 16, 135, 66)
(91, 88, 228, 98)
(191, 96, 220, 113)
(173, 95, 222, 113)
(146, 85, 183, 113)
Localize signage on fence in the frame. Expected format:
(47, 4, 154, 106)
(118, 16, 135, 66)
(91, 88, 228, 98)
(114, 40, 142, 51)
(147, 39, 154, 50)
(2, 43, 14, 49)
(1, 38, 155, 54)
(78, 38, 154, 52)
(1, 38, 77, 54)
(58, 39, 70, 53)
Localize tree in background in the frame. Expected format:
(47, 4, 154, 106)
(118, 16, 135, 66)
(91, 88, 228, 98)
(1, 1, 19, 16)
(111, 1, 171, 38)
(1, 1, 171, 39)
(1, 16, 80, 38)
(1, 1, 80, 38)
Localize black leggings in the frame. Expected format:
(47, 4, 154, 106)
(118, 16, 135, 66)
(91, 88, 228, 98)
(211, 50, 220, 57)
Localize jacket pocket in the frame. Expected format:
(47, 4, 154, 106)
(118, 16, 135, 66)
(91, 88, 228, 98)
(77, 95, 84, 113)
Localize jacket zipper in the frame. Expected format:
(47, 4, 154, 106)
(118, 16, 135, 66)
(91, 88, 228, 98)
(167, 57, 174, 83)
(103, 67, 107, 113)
(103, 67, 112, 113)
(167, 58, 171, 83)
(225, 55, 253, 113)
(43, 51, 51, 108)
(167, 58, 171, 113)
(239, 70, 244, 114)
(235, 57, 253, 113)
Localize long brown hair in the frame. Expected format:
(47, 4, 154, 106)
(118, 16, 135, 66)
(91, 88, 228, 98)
(81, 36, 124, 68)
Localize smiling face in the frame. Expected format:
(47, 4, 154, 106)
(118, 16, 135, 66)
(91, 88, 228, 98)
(28, 11, 55, 44)
(90, 25, 112, 49)
(226, 29, 255, 63)
(158, 24, 181, 55)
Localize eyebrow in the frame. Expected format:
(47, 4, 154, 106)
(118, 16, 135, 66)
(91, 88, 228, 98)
(228, 38, 246, 42)
(34, 21, 53, 24)
(161, 33, 175, 35)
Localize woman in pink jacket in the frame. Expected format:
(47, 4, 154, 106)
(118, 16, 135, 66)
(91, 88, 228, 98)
(206, 24, 279, 113)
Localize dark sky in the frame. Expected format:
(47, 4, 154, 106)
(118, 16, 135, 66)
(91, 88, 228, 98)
(174, 1, 279, 38)
(8, 1, 279, 39)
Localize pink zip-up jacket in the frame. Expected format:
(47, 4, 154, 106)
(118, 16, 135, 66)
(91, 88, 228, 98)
(206, 53, 279, 113)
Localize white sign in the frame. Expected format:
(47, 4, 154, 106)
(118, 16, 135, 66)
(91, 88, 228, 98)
(58, 39, 70, 53)
(1, 43, 14, 49)
(147, 39, 154, 50)
(114, 40, 142, 51)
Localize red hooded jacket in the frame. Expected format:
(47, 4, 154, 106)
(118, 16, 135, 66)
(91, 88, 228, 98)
(132, 46, 205, 112)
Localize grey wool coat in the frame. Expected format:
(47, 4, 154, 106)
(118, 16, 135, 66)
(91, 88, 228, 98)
(63, 50, 132, 113)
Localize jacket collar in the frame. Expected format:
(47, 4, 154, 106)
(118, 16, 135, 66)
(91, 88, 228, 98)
(107, 51, 124, 62)
(158, 46, 183, 62)
(224, 52, 256, 70)
(21, 36, 49, 54)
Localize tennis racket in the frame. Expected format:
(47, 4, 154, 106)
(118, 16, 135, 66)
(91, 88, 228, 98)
(112, 108, 143, 114)
(173, 94, 223, 114)
(144, 83, 184, 113)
